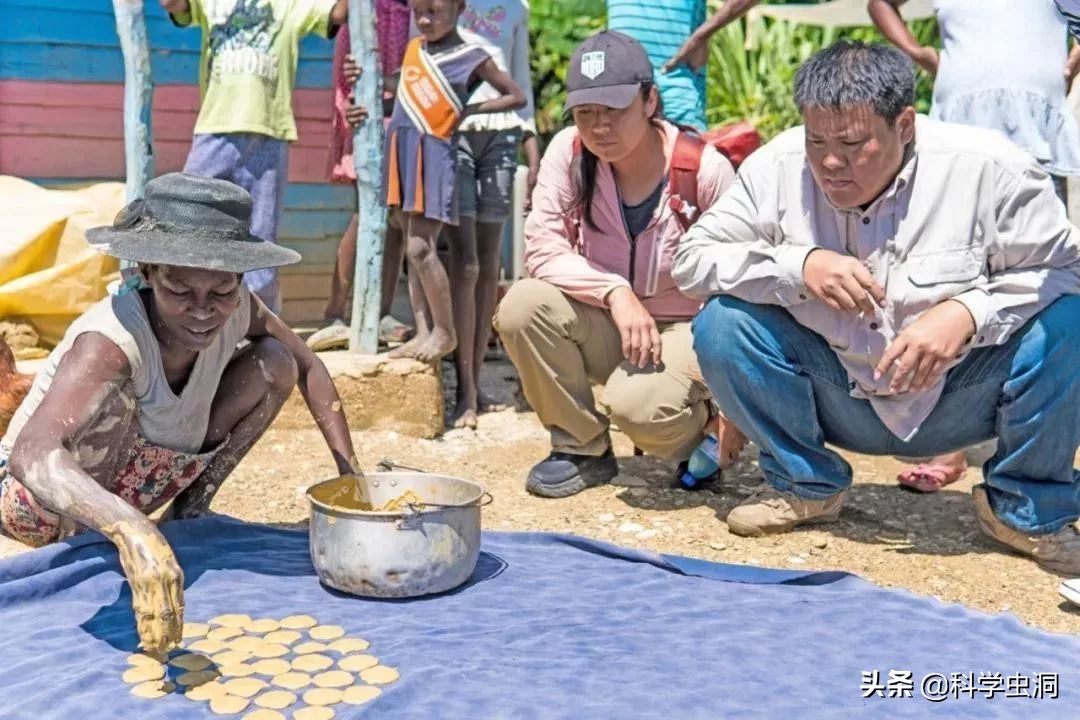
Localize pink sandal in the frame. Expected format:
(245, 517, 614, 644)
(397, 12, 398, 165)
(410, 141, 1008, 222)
(896, 463, 965, 493)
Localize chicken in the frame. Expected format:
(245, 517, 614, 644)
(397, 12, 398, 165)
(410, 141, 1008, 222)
(0, 337, 34, 439)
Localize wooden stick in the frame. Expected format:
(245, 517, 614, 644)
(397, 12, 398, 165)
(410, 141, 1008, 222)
(112, 0, 154, 201)
(348, 0, 387, 354)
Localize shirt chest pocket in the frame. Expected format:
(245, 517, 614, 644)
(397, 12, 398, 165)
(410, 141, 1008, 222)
(904, 248, 985, 294)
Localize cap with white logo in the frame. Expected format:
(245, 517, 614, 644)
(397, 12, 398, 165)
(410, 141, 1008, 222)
(565, 30, 654, 115)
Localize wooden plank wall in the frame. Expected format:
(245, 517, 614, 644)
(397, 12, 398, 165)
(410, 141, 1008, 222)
(0, 0, 353, 325)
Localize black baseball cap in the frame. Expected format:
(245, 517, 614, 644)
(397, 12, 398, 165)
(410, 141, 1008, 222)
(565, 31, 654, 115)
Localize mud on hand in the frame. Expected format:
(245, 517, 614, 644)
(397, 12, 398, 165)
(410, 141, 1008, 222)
(107, 521, 186, 653)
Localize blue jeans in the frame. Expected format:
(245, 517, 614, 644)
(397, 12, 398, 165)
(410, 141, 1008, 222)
(692, 295, 1080, 534)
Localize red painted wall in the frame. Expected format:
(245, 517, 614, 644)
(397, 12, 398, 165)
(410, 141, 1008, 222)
(0, 80, 336, 183)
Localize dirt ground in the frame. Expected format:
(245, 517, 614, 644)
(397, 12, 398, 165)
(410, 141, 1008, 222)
(3, 357, 1079, 636)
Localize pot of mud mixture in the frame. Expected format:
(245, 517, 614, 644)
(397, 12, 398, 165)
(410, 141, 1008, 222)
(306, 472, 490, 598)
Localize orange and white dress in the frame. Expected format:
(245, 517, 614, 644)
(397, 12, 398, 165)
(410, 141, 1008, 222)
(384, 36, 491, 225)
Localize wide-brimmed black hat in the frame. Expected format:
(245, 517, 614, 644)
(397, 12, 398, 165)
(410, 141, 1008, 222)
(86, 173, 301, 273)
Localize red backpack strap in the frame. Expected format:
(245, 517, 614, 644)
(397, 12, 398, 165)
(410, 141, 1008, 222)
(570, 131, 584, 199)
(564, 132, 584, 250)
(668, 132, 705, 232)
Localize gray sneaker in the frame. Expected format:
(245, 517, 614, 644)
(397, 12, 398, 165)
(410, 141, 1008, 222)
(973, 485, 1080, 575)
(526, 449, 618, 498)
(726, 485, 847, 537)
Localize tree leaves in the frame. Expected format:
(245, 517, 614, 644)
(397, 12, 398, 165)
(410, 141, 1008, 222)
(529, 0, 606, 136)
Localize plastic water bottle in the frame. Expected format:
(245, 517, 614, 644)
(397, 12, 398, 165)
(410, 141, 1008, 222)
(680, 434, 720, 490)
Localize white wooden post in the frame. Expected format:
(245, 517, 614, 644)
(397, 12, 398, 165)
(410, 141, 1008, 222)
(348, 0, 387, 353)
(113, 0, 154, 202)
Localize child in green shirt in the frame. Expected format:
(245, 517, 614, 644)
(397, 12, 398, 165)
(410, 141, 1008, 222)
(162, 0, 349, 313)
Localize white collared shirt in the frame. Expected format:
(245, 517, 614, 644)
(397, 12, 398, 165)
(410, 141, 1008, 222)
(674, 116, 1080, 440)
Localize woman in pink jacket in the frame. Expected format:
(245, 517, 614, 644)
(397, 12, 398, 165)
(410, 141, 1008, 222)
(495, 31, 744, 497)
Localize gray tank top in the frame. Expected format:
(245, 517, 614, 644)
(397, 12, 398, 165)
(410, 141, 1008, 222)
(621, 179, 665, 239)
(1, 287, 251, 455)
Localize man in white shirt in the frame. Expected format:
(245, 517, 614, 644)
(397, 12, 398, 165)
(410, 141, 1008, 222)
(674, 41, 1080, 574)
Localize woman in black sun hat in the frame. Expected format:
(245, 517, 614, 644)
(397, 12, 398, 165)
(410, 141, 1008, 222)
(0, 173, 361, 653)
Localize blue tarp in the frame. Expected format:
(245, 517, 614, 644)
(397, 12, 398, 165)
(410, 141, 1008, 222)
(0, 516, 1077, 719)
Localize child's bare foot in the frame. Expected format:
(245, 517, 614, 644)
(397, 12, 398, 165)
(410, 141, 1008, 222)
(478, 391, 508, 413)
(450, 399, 479, 430)
(388, 330, 428, 359)
(403, 327, 456, 363)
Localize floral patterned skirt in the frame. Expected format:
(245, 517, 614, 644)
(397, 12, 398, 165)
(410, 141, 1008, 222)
(0, 437, 219, 548)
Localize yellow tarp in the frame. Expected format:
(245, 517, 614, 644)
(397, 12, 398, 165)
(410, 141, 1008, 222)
(0, 177, 124, 348)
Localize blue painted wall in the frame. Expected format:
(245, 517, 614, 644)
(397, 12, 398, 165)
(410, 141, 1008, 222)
(0, 0, 334, 86)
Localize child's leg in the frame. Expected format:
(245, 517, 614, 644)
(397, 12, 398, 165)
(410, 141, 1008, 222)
(379, 216, 416, 344)
(470, 129, 520, 411)
(448, 216, 481, 428)
(381, 218, 406, 319)
(406, 263, 430, 339)
(326, 211, 406, 323)
(389, 213, 457, 362)
(474, 220, 507, 410)
(310, 212, 415, 351)
(325, 213, 359, 322)
(387, 208, 428, 350)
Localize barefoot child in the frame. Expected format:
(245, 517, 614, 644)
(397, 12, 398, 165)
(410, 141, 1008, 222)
(307, 0, 416, 352)
(447, 0, 540, 429)
(384, 0, 526, 363)
(0, 174, 361, 653)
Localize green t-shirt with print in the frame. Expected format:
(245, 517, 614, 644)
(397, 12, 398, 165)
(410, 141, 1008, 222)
(173, 0, 337, 141)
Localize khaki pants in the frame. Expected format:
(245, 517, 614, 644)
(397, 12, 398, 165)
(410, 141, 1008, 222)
(494, 279, 710, 460)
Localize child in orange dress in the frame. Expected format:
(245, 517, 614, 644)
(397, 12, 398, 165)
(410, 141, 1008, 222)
(383, 0, 526, 362)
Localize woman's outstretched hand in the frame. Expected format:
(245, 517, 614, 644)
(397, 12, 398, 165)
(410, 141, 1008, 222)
(106, 520, 185, 654)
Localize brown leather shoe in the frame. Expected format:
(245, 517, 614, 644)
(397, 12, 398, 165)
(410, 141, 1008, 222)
(726, 485, 847, 537)
(972, 485, 1080, 575)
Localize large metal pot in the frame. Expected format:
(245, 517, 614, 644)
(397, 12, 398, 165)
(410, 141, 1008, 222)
(306, 470, 489, 598)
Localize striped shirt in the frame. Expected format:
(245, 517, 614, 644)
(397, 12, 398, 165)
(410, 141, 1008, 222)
(606, 0, 708, 130)
(1057, 0, 1080, 38)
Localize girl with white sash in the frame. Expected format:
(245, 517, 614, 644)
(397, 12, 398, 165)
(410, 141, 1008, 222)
(382, 0, 526, 363)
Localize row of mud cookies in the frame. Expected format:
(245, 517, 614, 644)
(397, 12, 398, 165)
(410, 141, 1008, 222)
(124, 613, 400, 718)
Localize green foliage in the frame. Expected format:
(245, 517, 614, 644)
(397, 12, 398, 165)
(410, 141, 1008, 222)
(528, 0, 606, 136)
(704, 19, 837, 140)
(706, 15, 939, 140)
